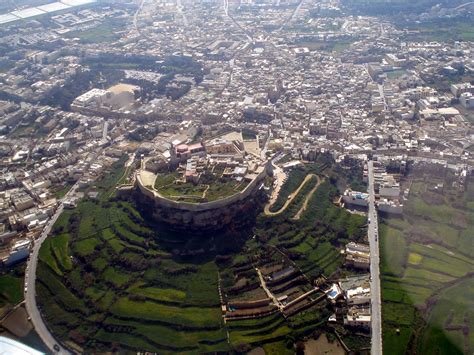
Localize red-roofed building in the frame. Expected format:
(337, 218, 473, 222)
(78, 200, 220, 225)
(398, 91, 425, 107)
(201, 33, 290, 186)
(175, 143, 205, 161)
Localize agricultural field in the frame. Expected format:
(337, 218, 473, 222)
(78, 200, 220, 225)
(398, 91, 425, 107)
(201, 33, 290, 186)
(380, 174, 474, 355)
(36, 162, 229, 352)
(37, 154, 370, 352)
(54, 183, 74, 199)
(341, 0, 468, 16)
(0, 59, 14, 73)
(0, 266, 24, 308)
(401, 18, 474, 42)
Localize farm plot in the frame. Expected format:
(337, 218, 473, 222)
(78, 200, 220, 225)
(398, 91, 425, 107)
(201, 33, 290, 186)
(380, 175, 474, 355)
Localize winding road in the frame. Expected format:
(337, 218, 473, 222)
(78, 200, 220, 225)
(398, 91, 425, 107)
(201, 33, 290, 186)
(264, 174, 319, 216)
(292, 175, 324, 220)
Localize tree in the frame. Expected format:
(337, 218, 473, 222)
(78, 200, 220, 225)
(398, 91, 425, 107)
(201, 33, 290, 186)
(234, 343, 251, 353)
(296, 341, 306, 355)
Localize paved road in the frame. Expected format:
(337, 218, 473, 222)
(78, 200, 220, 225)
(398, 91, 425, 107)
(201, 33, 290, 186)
(367, 160, 383, 355)
(99, 120, 109, 145)
(176, 0, 188, 27)
(223, 0, 253, 41)
(377, 84, 388, 111)
(260, 132, 271, 160)
(24, 182, 81, 355)
(454, 1, 474, 10)
(132, 0, 146, 32)
(102, 120, 108, 140)
(278, 0, 304, 31)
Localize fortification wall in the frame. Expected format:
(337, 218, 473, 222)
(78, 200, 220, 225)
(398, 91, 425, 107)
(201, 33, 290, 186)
(136, 161, 270, 212)
(135, 161, 271, 229)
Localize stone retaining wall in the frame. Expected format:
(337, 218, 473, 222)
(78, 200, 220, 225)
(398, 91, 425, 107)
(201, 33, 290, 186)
(134, 161, 271, 229)
(136, 161, 270, 212)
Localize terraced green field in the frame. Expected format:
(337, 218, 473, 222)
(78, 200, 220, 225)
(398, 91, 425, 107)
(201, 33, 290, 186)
(35, 158, 227, 352)
(37, 198, 226, 351)
(381, 175, 474, 355)
(37, 154, 369, 352)
(227, 305, 329, 351)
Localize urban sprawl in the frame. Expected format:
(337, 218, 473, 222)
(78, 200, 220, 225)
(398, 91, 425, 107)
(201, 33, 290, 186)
(0, 0, 473, 353)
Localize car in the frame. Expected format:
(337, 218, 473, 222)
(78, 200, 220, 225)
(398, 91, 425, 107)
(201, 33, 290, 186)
(53, 344, 60, 351)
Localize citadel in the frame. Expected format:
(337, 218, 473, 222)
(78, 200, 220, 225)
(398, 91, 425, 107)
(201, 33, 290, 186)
(132, 131, 271, 229)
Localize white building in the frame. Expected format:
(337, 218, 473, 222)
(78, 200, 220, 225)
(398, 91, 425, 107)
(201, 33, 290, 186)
(343, 312, 371, 328)
(74, 88, 108, 107)
(450, 83, 473, 98)
(342, 189, 369, 208)
(460, 92, 474, 109)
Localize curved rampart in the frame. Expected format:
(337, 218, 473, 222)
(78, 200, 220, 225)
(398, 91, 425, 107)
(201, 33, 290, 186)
(136, 161, 270, 212)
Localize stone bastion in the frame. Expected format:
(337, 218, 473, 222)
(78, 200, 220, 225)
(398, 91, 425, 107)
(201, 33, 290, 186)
(134, 161, 272, 230)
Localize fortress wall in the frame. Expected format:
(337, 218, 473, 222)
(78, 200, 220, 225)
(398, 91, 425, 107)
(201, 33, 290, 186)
(136, 160, 271, 213)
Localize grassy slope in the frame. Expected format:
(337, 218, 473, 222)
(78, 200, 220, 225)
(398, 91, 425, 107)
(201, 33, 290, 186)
(418, 278, 473, 355)
(36, 156, 368, 352)
(36, 157, 228, 352)
(0, 273, 24, 306)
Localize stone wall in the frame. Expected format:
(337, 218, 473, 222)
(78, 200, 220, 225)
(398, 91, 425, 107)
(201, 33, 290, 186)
(136, 161, 270, 212)
(134, 161, 271, 229)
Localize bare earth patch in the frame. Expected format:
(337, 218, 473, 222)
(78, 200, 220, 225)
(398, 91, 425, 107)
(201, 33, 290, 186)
(2, 306, 32, 337)
(304, 333, 345, 355)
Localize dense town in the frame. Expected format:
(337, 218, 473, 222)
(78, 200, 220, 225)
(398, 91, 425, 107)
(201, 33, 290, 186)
(0, 0, 472, 353)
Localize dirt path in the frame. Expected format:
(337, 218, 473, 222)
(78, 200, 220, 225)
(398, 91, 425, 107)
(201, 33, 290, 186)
(264, 174, 317, 216)
(267, 165, 286, 206)
(293, 176, 324, 220)
(256, 268, 282, 309)
(202, 184, 210, 199)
